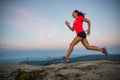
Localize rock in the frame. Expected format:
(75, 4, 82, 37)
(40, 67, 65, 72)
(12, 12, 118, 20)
(0, 60, 120, 80)
(19, 64, 44, 72)
(74, 62, 99, 71)
(95, 63, 120, 80)
(80, 72, 101, 80)
(56, 69, 85, 77)
(44, 63, 69, 70)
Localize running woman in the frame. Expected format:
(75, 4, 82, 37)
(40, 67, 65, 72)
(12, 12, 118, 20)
(61, 10, 108, 62)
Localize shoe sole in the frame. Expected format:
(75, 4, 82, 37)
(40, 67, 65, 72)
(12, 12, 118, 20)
(60, 59, 69, 62)
(103, 47, 108, 56)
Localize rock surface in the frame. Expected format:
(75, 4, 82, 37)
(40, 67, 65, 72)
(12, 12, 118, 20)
(0, 60, 120, 80)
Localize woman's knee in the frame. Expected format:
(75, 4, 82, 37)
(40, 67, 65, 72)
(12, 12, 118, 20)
(85, 46, 91, 50)
(70, 42, 76, 47)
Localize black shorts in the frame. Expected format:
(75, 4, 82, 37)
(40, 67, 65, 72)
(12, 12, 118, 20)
(77, 32, 86, 38)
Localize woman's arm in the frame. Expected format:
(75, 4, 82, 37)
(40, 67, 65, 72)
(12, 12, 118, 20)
(65, 21, 74, 31)
(83, 18, 91, 35)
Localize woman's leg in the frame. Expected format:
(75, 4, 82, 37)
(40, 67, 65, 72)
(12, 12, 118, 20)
(65, 36, 83, 58)
(81, 38, 102, 51)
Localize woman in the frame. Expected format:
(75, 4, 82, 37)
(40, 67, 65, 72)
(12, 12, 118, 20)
(61, 10, 108, 62)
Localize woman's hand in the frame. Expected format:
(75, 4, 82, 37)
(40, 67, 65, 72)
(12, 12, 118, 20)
(65, 21, 74, 31)
(86, 30, 90, 35)
(65, 21, 70, 27)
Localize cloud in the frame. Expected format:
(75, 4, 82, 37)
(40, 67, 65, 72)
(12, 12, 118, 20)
(0, 6, 59, 50)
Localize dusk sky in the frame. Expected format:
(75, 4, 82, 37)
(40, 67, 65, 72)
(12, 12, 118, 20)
(0, 0, 120, 50)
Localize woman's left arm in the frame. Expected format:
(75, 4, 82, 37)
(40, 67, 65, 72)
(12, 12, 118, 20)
(83, 18, 91, 35)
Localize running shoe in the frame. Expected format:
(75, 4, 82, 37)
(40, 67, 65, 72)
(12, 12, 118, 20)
(60, 57, 69, 62)
(102, 47, 108, 56)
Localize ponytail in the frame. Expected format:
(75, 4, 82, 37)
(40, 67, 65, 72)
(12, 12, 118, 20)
(74, 10, 86, 17)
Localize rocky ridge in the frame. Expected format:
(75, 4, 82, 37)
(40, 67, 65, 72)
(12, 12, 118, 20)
(0, 60, 120, 80)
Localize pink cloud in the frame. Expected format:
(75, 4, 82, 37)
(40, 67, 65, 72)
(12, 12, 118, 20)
(0, 6, 60, 50)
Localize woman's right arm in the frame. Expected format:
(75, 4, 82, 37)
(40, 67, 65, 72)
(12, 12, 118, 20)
(65, 21, 74, 31)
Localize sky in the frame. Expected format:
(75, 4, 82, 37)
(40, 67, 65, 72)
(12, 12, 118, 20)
(0, 0, 120, 50)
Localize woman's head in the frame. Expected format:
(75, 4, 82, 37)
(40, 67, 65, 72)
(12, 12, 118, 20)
(72, 10, 85, 18)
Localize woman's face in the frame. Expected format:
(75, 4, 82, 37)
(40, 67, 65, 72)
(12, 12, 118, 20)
(72, 12, 78, 18)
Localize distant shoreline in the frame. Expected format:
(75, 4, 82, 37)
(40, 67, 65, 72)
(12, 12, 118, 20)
(1, 54, 119, 66)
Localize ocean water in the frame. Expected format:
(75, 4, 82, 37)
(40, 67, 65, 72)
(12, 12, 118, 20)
(0, 47, 120, 64)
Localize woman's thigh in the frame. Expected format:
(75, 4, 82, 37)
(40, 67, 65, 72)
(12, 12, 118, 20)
(70, 36, 83, 46)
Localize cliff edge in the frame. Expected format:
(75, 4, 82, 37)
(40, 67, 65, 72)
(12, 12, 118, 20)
(0, 60, 120, 80)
